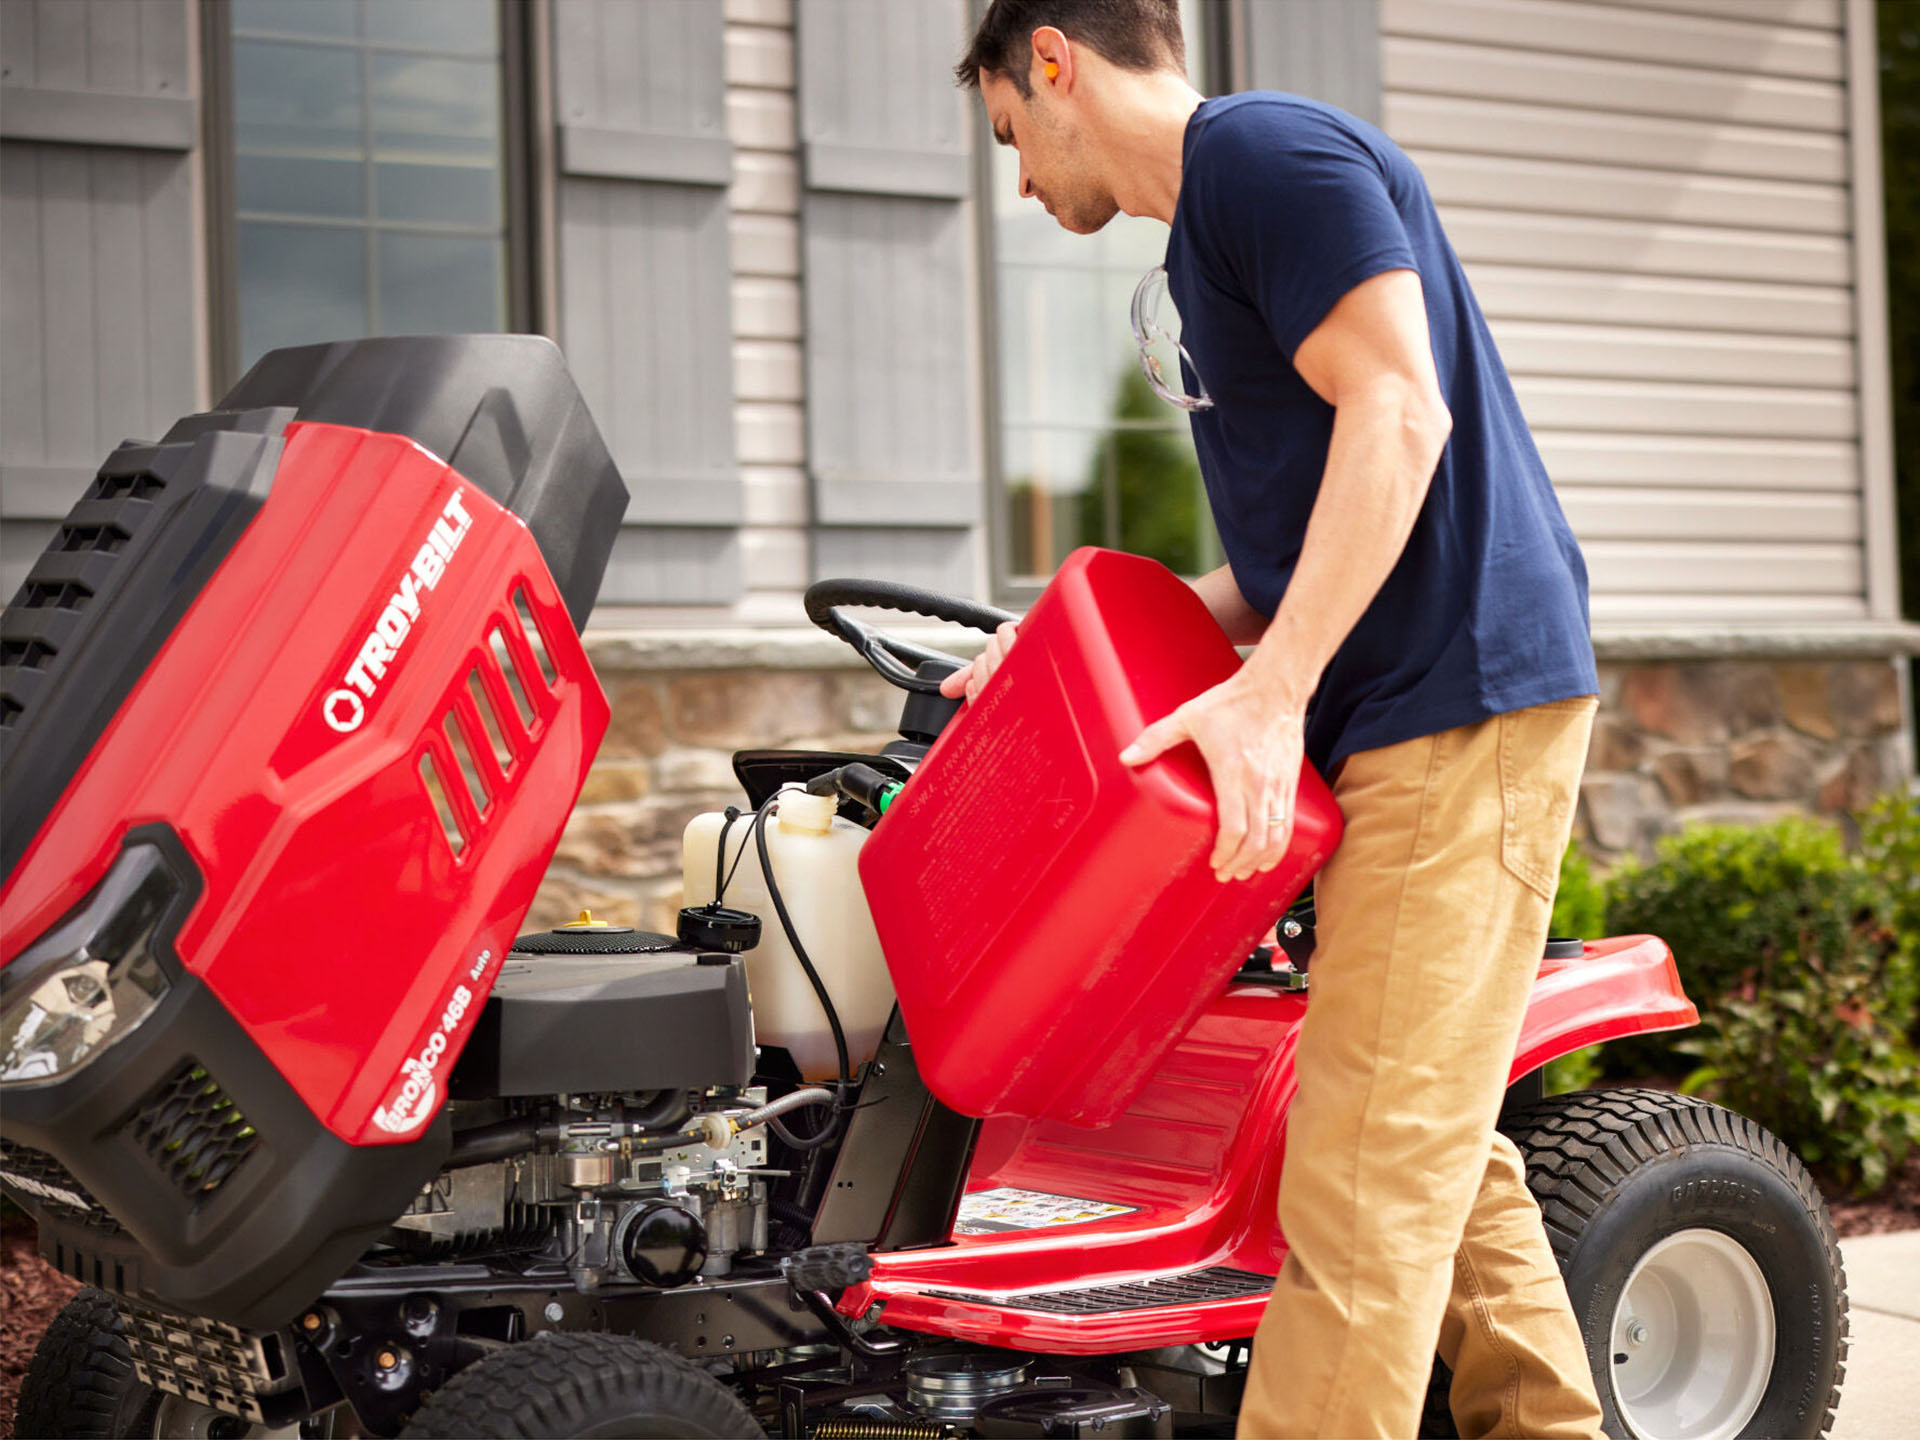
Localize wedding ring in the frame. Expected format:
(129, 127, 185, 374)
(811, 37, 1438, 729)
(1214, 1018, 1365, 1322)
(1265, 813, 1289, 827)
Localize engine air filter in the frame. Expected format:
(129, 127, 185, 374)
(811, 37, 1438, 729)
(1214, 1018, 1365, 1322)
(510, 926, 682, 955)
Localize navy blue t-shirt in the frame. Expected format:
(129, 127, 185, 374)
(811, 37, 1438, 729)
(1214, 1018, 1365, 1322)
(1166, 92, 1598, 773)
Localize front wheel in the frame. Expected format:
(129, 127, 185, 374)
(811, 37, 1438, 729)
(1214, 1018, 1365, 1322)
(14, 1288, 161, 1439)
(399, 1332, 765, 1438)
(1508, 1088, 1847, 1440)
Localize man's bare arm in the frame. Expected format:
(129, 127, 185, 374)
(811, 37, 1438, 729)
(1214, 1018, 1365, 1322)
(1191, 564, 1269, 645)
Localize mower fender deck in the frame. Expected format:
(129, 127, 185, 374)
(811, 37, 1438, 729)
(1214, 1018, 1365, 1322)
(845, 934, 1693, 1352)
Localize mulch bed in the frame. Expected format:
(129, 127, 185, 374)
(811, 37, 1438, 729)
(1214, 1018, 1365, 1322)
(0, 1156, 1912, 1437)
(1, 1218, 80, 1440)
(1823, 1151, 1920, 1238)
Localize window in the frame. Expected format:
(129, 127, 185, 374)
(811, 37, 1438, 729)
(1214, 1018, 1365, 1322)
(211, 0, 525, 380)
(981, 1, 1222, 598)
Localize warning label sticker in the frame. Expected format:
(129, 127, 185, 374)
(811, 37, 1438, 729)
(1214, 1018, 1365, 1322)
(954, 1186, 1139, 1236)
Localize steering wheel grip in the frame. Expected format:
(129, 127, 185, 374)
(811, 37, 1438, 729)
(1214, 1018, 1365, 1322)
(804, 579, 1020, 694)
(803, 579, 1018, 636)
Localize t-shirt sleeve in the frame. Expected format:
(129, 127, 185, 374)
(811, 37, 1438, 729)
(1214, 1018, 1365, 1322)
(1190, 107, 1419, 359)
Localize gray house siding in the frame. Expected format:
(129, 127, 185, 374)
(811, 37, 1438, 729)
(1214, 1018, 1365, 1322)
(0, 0, 201, 599)
(1240, 0, 1381, 123)
(0, 0, 1903, 645)
(1378, 0, 1889, 624)
(797, 0, 979, 595)
(550, 0, 742, 605)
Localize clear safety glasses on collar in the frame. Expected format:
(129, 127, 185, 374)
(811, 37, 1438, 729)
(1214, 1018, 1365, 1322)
(1130, 265, 1213, 412)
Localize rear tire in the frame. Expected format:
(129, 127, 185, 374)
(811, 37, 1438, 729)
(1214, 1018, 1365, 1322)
(14, 1287, 161, 1439)
(398, 1331, 764, 1438)
(1505, 1088, 1847, 1440)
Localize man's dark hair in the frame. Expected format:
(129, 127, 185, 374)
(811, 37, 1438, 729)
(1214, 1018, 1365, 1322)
(955, 0, 1185, 95)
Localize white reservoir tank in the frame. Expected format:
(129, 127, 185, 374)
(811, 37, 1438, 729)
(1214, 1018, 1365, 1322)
(682, 785, 896, 1081)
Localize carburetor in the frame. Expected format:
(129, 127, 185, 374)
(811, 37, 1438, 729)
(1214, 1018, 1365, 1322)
(546, 1087, 776, 1292)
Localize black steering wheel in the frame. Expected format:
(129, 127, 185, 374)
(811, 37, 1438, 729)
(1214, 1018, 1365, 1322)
(804, 579, 1020, 695)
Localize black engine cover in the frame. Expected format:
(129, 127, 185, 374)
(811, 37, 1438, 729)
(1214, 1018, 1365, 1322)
(448, 950, 754, 1099)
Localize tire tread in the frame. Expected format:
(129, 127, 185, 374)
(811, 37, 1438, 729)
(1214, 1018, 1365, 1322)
(13, 1287, 151, 1440)
(1503, 1088, 1848, 1439)
(399, 1331, 764, 1439)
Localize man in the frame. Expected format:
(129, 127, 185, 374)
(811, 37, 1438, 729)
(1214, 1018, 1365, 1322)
(944, 3, 1606, 1437)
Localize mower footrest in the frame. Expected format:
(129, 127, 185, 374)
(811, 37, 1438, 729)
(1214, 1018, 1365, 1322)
(918, 1265, 1274, 1316)
(119, 1297, 307, 1427)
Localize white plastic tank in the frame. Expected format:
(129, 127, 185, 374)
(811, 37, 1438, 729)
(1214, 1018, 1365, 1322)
(682, 785, 896, 1080)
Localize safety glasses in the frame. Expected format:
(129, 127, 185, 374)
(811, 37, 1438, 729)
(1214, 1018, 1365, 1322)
(1130, 265, 1213, 412)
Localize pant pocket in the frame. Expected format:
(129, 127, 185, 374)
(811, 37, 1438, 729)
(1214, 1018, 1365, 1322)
(1497, 699, 1597, 904)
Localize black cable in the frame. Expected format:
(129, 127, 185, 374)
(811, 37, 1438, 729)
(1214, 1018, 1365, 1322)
(713, 805, 740, 902)
(768, 1111, 839, 1150)
(717, 802, 771, 902)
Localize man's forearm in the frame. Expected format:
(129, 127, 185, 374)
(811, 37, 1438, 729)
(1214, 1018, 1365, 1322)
(1191, 564, 1270, 645)
(1239, 383, 1450, 711)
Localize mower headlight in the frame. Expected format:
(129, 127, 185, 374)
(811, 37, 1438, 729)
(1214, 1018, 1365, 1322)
(1, 846, 180, 1085)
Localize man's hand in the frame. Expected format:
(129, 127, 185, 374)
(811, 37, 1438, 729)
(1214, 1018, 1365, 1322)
(938, 621, 1020, 703)
(1119, 674, 1306, 882)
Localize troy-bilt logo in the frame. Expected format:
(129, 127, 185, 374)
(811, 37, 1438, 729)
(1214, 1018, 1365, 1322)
(370, 949, 494, 1136)
(321, 490, 475, 734)
(0, 1167, 92, 1212)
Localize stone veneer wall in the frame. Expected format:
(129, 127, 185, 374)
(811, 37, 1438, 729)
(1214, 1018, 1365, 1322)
(1580, 657, 1913, 860)
(528, 646, 906, 934)
(531, 644, 1916, 933)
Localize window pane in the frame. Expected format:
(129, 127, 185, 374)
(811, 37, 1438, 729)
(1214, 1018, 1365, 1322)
(374, 161, 500, 226)
(232, 0, 359, 40)
(236, 155, 364, 219)
(378, 233, 503, 335)
(370, 54, 498, 161)
(366, 0, 499, 57)
(988, 0, 1218, 588)
(227, 3, 510, 372)
(1004, 426, 1097, 577)
(238, 223, 368, 363)
(232, 40, 362, 153)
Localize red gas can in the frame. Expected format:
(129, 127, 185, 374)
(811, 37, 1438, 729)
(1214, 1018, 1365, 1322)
(859, 547, 1343, 1126)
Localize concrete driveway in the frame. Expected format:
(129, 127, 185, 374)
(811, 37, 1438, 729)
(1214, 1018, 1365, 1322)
(1833, 1231, 1920, 1439)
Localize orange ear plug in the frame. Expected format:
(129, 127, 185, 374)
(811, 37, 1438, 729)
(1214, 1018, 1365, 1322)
(1044, 60, 1059, 80)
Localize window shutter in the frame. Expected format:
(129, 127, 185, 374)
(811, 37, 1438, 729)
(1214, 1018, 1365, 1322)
(797, 0, 979, 595)
(552, 0, 742, 606)
(0, 0, 198, 596)
(1240, 0, 1381, 123)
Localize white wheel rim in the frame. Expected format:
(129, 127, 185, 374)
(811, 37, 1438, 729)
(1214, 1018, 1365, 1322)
(1609, 1227, 1774, 1440)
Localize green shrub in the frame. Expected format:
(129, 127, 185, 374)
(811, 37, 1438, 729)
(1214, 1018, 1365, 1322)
(1605, 817, 1862, 1006)
(1601, 818, 1873, 1076)
(1544, 842, 1606, 1093)
(1550, 841, 1606, 942)
(1680, 908, 1920, 1195)
(1858, 791, 1920, 1040)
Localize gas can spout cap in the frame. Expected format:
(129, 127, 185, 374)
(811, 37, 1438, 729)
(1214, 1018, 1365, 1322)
(777, 785, 836, 835)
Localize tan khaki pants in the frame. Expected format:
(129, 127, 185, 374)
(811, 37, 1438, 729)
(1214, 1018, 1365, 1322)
(1236, 698, 1606, 1440)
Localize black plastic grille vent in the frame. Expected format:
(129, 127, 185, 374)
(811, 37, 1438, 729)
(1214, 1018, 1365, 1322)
(55, 523, 130, 554)
(0, 638, 56, 670)
(94, 470, 166, 500)
(18, 581, 94, 612)
(1, 401, 297, 883)
(0, 1139, 126, 1234)
(922, 1266, 1274, 1315)
(131, 1062, 259, 1199)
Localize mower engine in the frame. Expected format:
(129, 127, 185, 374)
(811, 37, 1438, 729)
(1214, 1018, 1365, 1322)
(378, 909, 778, 1295)
(390, 1088, 774, 1292)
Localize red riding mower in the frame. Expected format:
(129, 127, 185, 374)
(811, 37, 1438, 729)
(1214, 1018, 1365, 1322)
(0, 338, 1846, 1439)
